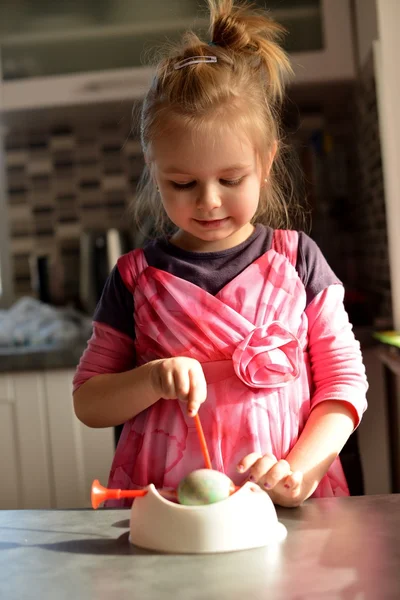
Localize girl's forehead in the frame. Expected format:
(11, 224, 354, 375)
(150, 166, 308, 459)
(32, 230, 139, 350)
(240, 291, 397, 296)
(151, 121, 258, 172)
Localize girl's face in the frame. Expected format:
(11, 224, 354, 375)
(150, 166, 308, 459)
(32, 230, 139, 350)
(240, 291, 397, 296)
(150, 121, 273, 252)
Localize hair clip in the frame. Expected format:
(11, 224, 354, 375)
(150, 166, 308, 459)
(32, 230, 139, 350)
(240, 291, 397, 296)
(174, 56, 217, 70)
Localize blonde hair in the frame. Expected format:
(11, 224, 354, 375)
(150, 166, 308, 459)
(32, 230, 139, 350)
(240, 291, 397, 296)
(133, 0, 304, 235)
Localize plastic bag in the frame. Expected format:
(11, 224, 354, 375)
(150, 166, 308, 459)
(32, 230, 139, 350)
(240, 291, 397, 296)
(0, 297, 92, 348)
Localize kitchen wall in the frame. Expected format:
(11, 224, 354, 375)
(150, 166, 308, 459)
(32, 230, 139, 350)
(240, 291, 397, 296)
(4, 103, 144, 303)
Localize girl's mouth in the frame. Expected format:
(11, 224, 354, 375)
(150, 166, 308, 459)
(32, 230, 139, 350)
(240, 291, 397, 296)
(194, 218, 229, 229)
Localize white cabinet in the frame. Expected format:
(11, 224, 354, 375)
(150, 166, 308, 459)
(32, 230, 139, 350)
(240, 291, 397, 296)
(289, 0, 355, 84)
(0, 0, 355, 112)
(0, 373, 20, 509)
(0, 368, 114, 509)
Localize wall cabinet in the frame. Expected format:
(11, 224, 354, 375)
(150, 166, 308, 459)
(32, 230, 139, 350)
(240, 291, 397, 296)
(0, 0, 355, 112)
(0, 368, 114, 509)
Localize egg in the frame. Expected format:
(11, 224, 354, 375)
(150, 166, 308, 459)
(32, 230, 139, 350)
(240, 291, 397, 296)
(177, 469, 235, 506)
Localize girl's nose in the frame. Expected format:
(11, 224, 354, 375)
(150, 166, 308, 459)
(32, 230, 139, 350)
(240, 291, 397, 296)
(196, 186, 221, 211)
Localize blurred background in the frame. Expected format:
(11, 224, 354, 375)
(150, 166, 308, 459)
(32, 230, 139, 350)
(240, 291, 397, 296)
(0, 0, 399, 510)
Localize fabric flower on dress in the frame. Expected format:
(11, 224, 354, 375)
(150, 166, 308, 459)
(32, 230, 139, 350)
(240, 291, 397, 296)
(232, 321, 302, 388)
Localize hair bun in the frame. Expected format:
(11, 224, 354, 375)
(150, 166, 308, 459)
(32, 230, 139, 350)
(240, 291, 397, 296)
(209, 0, 286, 50)
(208, 0, 292, 103)
(211, 13, 253, 50)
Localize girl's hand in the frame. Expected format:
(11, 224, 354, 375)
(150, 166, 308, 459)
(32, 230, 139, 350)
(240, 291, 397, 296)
(237, 452, 305, 508)
(149, 357, 207, 416)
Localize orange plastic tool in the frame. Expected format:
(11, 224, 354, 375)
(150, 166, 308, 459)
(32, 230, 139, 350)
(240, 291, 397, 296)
(193, 412, 212, 469)
(91, 480, 176, 509)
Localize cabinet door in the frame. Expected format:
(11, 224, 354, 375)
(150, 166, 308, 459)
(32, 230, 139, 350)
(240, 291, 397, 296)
(0, 1, 201, 81)
(290, 0, 355, 83)
(0, 374, 20, 509)
(44, 369, 114, 508)
(0, 368, 115, 509)
(11, 372, 54, 509)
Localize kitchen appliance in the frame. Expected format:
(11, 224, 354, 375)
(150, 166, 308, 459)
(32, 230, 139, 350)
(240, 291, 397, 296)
(79, 228, 132, 315)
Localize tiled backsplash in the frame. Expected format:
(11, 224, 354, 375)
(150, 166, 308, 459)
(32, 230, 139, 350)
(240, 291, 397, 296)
(5, 115, 144, 302)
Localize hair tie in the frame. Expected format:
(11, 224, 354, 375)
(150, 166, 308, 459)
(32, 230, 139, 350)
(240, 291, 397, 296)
(174, 56, 217, 70)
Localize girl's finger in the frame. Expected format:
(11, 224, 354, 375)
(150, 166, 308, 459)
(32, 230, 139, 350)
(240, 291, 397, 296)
(173, 368, 190, 401)
(283, 470, 303, 492)
(247, 454, 278, 484)
(261, 459, 292, 490)
(163, 366, 176, 398)
(186, 365, 207, 416)
(236, 452, 263, 473)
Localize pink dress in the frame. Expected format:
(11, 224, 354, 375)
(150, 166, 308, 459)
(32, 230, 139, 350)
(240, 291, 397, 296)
(104, 230, 357, 504)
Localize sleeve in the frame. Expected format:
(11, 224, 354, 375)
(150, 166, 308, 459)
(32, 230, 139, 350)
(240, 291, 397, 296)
(72, 322, 136, 392)
(306, 284, 368, 428)
(296, 232, 341, 307)
(93, 265, 135, 339)
(73, 266, 136, 392)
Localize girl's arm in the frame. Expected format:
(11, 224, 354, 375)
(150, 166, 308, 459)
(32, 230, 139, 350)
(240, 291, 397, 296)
(283, 399, 356, 500)
(240, 284, 368, 505)
(73, 323, 207, 427)
(74, 357, 207, 428)
(72, 321, 146, 427)
(240, 399, 356, 507)
(283, 283, 367, 500)
(73, 361, 161, 428)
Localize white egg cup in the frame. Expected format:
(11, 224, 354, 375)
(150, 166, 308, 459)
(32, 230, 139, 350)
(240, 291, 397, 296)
(129, 481, 287, 554)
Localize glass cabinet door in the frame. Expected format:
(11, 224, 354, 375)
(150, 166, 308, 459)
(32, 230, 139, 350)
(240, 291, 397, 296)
(0, 1, 201, 80)
(262, 0, 323, 53)
(0, 0, 323, 81)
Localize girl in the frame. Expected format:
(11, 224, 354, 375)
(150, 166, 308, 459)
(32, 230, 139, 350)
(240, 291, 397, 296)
(73, 0, 368, 508)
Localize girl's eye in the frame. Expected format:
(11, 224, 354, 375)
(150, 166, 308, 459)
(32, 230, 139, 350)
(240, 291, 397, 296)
(171, 181, 196, 190)
(221, 177, 243, 186)
(170, 177, 244, 190)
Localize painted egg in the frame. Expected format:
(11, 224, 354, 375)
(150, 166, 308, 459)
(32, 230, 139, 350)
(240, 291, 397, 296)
(177, 469, 235, 506)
